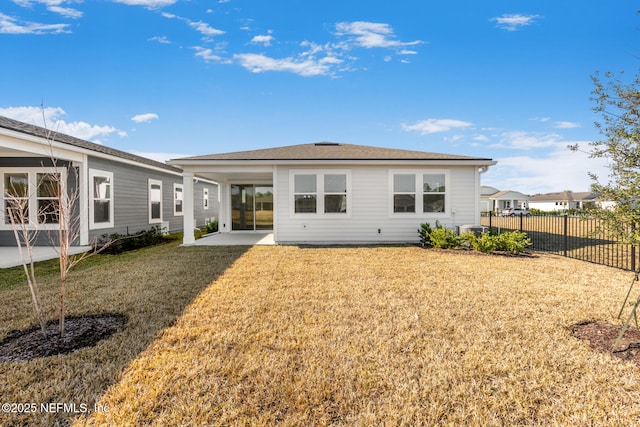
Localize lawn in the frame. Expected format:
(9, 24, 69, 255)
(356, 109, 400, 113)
(2, 244, 640, 425)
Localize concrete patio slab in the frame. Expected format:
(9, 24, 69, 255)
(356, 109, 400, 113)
(0, 246, 92, 269)
(190, 232, 275, 246)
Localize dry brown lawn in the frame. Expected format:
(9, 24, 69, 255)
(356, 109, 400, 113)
(64, 246, 640, 426)
(3, 243, 640, 425)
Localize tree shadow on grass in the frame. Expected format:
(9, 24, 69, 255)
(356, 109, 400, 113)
(0, 243, 250, 427)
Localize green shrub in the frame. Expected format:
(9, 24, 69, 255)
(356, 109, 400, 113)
(205, 219, 219, 233)
(97, 226, 169, 255)
(418, 223, 531, 255)
(495, 230, 532, 255)
(429, 227, 459, 249)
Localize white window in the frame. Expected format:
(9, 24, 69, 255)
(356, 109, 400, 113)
(89, 169, 114, 229)
(1, 168, 66, 230)
(203, 187, 209, 210)
(173, 184, 184, 216)
(390, 170, 449, 216)
(290, 170, 350, 216)
(149, 179, 162, 224)
(294, 174, 317, 213)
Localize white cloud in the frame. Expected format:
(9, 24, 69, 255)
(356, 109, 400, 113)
(335, 21, 422, 49)
(0, 106, 121, 142)
(473, 134, 490, 142)
(193, 46, 230, 63)
(0, 12, 69, 34)
(491, 14, 541, 31)
(401, 118, 472, 135)
(131, 113, 158, 123)
(112, 0, 177, 8)
(234, 53, 334, 77)
(149, 35, 170, 44)
(12, 0, 83, 18)
(483, 145, 609, 194)
(491, 131, 563, 150)
(554, 121, 581, 129)
(162, 11, 224, 39)
(251, 34, 273, 46)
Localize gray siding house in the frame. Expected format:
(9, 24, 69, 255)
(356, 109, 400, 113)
(0, 116, 218, 247)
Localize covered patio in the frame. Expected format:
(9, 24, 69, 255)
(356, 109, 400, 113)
(192, 232, 275, 246)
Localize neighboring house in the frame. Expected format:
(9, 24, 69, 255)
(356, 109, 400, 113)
(528, 191, 595, 212)
(168, 142, 496, 244)
(0, 115, 218, 247)
(480, 186, 530, 213)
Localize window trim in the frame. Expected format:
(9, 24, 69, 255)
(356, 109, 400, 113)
(1, 167, 67, 231)
(289, 169, 351, 218)
(89, 169, 114, 230)
(389, 169, 450, 217)
(173, 183, 184, 217)
(148, 179, 163, 224)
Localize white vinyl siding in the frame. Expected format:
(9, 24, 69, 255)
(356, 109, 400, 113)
(277, 166, 477, 243)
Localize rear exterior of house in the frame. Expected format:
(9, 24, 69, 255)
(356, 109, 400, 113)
(0, 116, 218, 247)
(169, 142, 496, 244)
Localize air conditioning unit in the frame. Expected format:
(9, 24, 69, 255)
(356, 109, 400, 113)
(160, 221, 170, 235)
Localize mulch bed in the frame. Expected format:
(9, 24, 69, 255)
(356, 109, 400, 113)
(572, 321, 640, 366)
(0, 313, 127, 363)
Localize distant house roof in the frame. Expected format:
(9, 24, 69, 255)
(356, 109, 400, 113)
(0, 115, 181, 173)
(529, 191, 595, 202)
(490, 190, 530, 200)
(481, 185, 500, 196)
(171, 142, 495, 163)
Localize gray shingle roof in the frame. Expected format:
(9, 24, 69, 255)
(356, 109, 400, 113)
(0, 115, 181, 173)
(172, 142, 494, 162)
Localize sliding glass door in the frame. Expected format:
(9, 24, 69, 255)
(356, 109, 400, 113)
(231, 184, 273, 231)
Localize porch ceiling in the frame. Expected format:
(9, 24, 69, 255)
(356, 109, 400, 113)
(195, 171, 273, 183)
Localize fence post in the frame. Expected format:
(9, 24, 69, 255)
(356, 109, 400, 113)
(489, 211, 493, 230)
(563, 214, 568, 257)
(519, 212, 524, 231)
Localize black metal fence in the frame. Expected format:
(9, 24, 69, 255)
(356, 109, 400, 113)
(480, 212, 639, 272)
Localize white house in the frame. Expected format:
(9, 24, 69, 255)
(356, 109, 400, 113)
(169, 142, 496, 244)
(528, 191, 595, 212)
(480, 186, 530, 213)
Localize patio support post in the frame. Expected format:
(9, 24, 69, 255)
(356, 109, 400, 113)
(183, 171, 195, 245)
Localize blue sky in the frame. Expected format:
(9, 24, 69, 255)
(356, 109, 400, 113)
(0, 1, 637, 194)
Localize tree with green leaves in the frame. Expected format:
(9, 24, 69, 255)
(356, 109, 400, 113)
(571, 69, 640, 247)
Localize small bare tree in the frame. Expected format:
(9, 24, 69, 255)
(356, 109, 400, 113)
(5, 109, 113, 339)
(4, 181, 47, 336)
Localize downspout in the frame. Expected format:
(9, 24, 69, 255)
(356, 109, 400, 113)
(476, 166, 489, 224)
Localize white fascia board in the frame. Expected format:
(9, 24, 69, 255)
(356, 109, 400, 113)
(172, 159, 497, 168)
(0, 130, 85, 162)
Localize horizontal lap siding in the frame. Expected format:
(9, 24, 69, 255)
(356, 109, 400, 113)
(88, 158, 217, 240)
(276, 166, 479, 244)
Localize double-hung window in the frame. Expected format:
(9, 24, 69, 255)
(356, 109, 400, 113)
(149, 179, 163, 224)
(291, 170, 350, 216)
(89, 169, 114, 229)
(293, 174, 317, 213)
(174, 184, 184, 216)
(391, 170, 448, 215)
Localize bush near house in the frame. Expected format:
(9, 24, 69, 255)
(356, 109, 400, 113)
(96, 226, 171, 255)
(418, 222, 532, 255)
